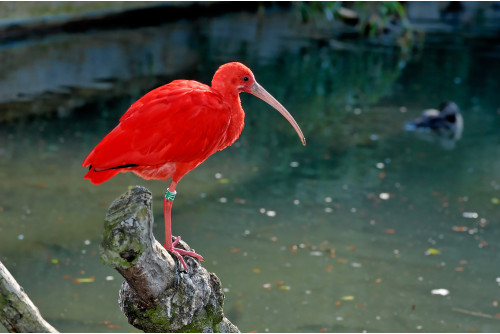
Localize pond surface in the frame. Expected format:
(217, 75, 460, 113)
(1, 8, 500, 333)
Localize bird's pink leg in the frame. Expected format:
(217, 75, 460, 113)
(163, 181, 205, 271)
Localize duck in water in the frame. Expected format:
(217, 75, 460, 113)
(405, 101, 463, 149)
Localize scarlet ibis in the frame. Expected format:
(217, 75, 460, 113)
(83, 62, 306, 270)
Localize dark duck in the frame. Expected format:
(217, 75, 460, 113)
(405, 101, 463, 149)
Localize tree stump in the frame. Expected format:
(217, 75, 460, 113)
(100, 185, 239, 333)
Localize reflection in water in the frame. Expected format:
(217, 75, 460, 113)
(1, 8, 500, 333)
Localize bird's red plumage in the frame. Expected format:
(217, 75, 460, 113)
(82, 79, 235, 184)
(82, 62, 305, 269)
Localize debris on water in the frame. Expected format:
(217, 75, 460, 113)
(325, 196, 332, 203)
(491, 198, 500, 204)
(262, 283, 272, 290)
(218, 197, 227, 203)
(259, 208, 266, 214)
(462, 212, 478, 218)
(324, 207, 333, 213)
(84, 239, 91, 245)
(310, 251, 323, 256)
(293, 199, 300, 205)
(105, 276, 114, 281)
(376, 162, 385, 169)
(266, 210, 276, 217)
(379, 192, 390, 200)
(234, 198, 246, 204)
(279, 285, 291, 291)
(478, 241, 488, 248)
(425, 248, 440, 255)
(351, 262, 362, 268)
(18, 234, 24, 240)
(214, 172, 223, 179)
(290, 161, 299, 168)
(73, 276, 95, 284)
(431, 288, 449, 296)
(452, 226, 468, 232)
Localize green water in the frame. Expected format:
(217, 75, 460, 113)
(1, 9, 500, 333)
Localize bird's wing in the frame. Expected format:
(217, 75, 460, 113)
(83, 80, 232, 169)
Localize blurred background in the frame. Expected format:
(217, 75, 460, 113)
(1, 1, 500, 332)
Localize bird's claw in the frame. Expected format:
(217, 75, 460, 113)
(165, 236, 205, 271)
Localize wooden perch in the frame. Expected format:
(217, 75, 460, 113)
(0, 261, 58, 333)
(100, 185, 239, 333)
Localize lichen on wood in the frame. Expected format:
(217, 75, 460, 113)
(0, 260, 58, 333)
(100, 185, 239, 333)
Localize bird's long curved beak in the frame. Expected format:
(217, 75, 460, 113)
(250, 82, 306, 146)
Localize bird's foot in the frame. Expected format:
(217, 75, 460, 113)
(164, 236, 205, 271)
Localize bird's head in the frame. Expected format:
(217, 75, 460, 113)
(213, 62, 306, 146)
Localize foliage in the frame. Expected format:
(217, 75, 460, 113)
(295, 1, 416, 50)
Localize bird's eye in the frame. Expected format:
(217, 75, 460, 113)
(243, 76, 249, 82)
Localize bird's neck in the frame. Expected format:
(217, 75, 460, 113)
(219, 92, 245, 150)
(211, 75, 245, 149)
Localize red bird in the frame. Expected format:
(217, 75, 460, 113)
(83, 62, 305, 270)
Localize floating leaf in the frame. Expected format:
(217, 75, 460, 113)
(253, 268, 261, 274)
(73, 276, 95, 284)
(341, 295, 354, 301)
(425, 248, 440, 255)
(279, 285, 291, 291)
(385, 228, 395, 234)
(491, 198, 500, 204)
(50, 258, 59, 264)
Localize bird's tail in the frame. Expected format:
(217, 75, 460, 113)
(84, 166, 121, 185)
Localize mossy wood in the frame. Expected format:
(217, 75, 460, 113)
(0, 261, 58, 333)
(100, 186, 239, 333)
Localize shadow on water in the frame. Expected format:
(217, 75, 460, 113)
(1, 6, 500, 333)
